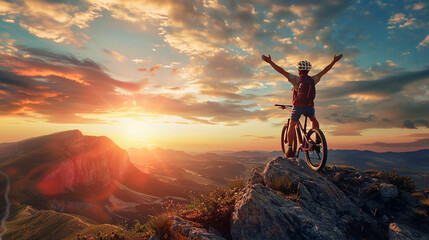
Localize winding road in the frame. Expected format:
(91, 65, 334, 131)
(0, 171, 10, 240)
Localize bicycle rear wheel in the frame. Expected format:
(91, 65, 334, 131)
(305, 128, 327, 171)
(281, 123, 297, 157)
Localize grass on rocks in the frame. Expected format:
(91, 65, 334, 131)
(270, 175, 299, 201)
(365, 169, 416, 192)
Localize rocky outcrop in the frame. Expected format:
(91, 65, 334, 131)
(231, 183, 347, 240)
(149, 217, 226, 240)
(229, 157, 429, 240)
(170, 217, 225, 240)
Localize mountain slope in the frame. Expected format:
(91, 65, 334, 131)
(2, 204, 124, 240)
(0, 130, 186, 223)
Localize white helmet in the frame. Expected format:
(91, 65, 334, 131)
(297, 60, 312, 70)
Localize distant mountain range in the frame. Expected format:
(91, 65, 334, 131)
(128, 148, 429, 190)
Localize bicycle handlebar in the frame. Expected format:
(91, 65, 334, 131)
(274, 104, 293, 110)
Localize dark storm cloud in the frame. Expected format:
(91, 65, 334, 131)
(17, 45, 101, 70)
(318, 66, 429, 99)
(402, 120, 429, 129)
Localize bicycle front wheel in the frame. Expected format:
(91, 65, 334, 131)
(281, 123, 297, 157)
(305, 128, 327, 171)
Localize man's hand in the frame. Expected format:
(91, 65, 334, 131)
(262, 54, 272, 63)
(315, 53, 343, 79)
(333, 54, 343, 63)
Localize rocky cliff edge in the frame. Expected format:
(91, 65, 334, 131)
(150, 156, 429, 240)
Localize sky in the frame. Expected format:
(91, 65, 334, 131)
(0, 0, 428, 153)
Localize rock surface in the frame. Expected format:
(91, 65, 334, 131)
(232, 157, 374, 240)
(149, 217, 226, 240)
(231, 183, 345, 240)
(229, 157, 429, 240)
(388, 222, 429, 240)
(380, 183, 399, 202)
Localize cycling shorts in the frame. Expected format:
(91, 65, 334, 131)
(291, 106, 315, 122)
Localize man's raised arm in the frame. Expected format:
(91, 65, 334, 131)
(262, 54, 290, 78)
(315, 54, 343, 79)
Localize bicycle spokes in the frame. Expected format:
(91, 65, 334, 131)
(305, 129, 327, 171)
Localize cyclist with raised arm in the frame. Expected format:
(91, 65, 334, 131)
(262, 53, 343, 157)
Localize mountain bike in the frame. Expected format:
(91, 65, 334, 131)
(275, 104, 328, 171)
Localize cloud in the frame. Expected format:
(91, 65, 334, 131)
(318, 67, 429, 99)
(200, 91, 257, 100)
(0, 47, 146, 123)
(149, 64, 162, 72)
(402, 120, 429, 129)
(387, 13, 418, 29)
(418, 35, 429, 47)
(0, 46, 276, 125)
(241, 134, 275, 140)
(0, 0, 101, 46)
(103, 49, 125, 62)
(3, 0, 426, 134)
(2, 18, 14, 23)
(132, 59, 147, 64)
(269, 1, 352, 46)
(412, 3, 426, 11)
(308, 66, 429, 136)
(182, 51, 261, 94)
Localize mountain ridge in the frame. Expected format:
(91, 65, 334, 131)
(0, 130, 187, 224)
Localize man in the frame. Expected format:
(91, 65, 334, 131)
(262, 53, 343, 157)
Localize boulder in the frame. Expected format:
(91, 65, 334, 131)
(380, 183, 399, 202)
(231, 184, 345, 240)
(149, 217, 226, 240)
(231, 157, 376, 240)
(171, 217, 225, 240)
(263, 157, 373, 226)
(248, 166, 265, 185)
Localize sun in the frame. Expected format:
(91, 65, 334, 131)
(115, 118, 148, 145)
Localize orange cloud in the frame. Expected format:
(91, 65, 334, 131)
(0, 47, 272, 125)
(149, 64, 162, 72)
(13, 68, 89, 86)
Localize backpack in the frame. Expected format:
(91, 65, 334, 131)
(294, 75, 316, 106)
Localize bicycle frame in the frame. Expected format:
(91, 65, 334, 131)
(294, 116, 310, 158)
(276, 104, 314, 156)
